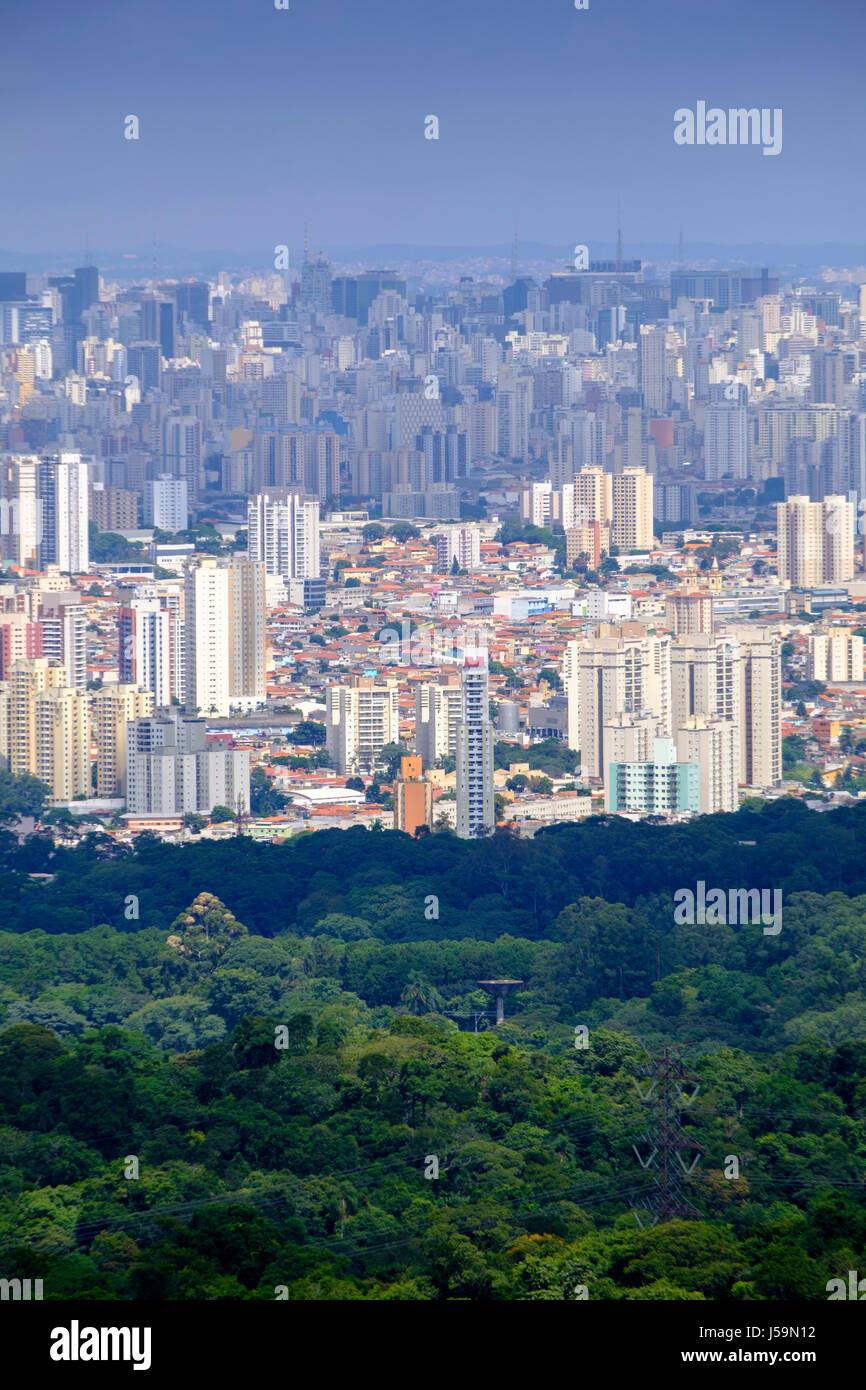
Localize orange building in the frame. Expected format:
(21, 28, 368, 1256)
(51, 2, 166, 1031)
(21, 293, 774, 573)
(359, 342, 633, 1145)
(393, 755, 432, 835)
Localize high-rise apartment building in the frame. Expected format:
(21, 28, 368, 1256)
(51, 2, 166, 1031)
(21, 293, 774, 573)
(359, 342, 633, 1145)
(145, 476, 188, 532)
(565, 627, 671, 776)
(89, 484, 138, 532)
(93, 684, 154, 798)
(0, 454, 41, 569)
(435, 526, 481, 573)
(247, 490, 320, 580)
(675, 715, 738, 813)
(562, 469, 614, 528)
(126, 708, 250, 816)
(37, 453, 89, 573)
(325, 677, 399, 775)
(808, 628, 865, 683)
(184, 558, 230, 717)
(776, 496, 854, 586)
(704, 404, 749, 481)
(118, 597, 174, 707)
(415, 678, 463, 766)
(39, 595, 87, 690)
(228, 557, 267, 709)
(670, 634, 741, 777)
(33, 685, 89, 801)
(455, 651, 495, 838)
(7, 656, 67, 775)
(665, 592, 715, 636)
(729, 627, 782, 789)
(0, 613, 42, 679)
(612, 467, 653, 551)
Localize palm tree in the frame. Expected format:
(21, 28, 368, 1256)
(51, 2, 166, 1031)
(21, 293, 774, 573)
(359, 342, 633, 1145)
(399, 971, 444, 1016)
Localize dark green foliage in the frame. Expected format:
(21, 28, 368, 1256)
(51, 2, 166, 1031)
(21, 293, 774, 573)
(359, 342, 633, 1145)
(1, 801, 865, 1298)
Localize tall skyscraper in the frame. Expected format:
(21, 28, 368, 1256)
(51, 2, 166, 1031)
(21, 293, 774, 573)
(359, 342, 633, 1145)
(638, 326, 667, 412)
(127, 342, 162, 392)
(72, 265, 99, 321)
(299, 252, 333, 317)
(163, 415, 202, 503)
(455, 651, 495, 838)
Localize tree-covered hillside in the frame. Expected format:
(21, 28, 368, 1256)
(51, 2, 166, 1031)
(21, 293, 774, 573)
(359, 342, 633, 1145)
(0, 801, 864, 1298)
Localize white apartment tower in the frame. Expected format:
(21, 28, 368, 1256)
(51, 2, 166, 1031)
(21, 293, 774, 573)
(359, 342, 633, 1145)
(565, 628, 671, 778)
(455, 651, 495, 838)
(37, 453, 89, 573)
(704, 404, 749, 481)
(247, 490, 320, 581)
(436, 527, 482, 573)
(183, 558, 230, 716)
(415, 679, 463, 765)
(118, 597, 174, 707)
(325, 678, 400, 775)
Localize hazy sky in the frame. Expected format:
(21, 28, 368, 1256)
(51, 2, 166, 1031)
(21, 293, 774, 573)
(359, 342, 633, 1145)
(1, 0, 864, 253)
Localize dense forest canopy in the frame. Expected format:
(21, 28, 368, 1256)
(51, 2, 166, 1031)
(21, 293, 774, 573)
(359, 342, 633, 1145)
(0, 800, 864, 1299)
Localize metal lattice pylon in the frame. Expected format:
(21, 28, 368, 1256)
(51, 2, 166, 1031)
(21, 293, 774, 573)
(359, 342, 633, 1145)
(631, 1046, 704, 1223)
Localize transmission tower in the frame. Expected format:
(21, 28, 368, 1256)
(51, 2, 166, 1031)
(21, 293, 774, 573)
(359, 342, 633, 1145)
(631, 1046, 704, 1223)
